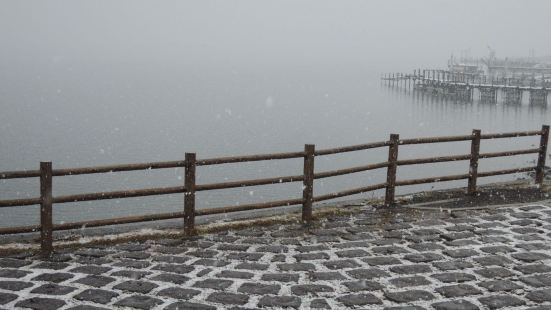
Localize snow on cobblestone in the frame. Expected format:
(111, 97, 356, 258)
(1, 203, 551, 309)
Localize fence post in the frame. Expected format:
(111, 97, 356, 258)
(468, 129, 481, 195)
(385, 134, 399, 206)
(302, 144, 315, 224)
(536, 125, 550, 184)
(184, 153, 196, 236)
(40, 161, 53, 258)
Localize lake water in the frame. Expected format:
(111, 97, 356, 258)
(1, 63, 550, 228)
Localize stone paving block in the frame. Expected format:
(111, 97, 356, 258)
(110, 270, 150, 279)
(516, 242, 551, 251)
(431, 273, 476, 283)
(116, 251, 151, 260)
(309, 271, 347, 281)
(404, 252, 445, 263)
(478, 280, 523, 292)
(372, 246, 410, 254)
(322, 259, 360, 270)
(216, 270, 254, 279)
(206, 292, 249, 305)
(521, 274, 551, 287)
(473, 255, 513, 266)
(0, 280, 33, 291)
(73, 289, 118, 304)
(432, 300, 479, 310)
(411, 228, 442, 235)
(69, 265, 111, 275)
(67, 305, 108, 310)
(473, 267, 514, 278)
(271, 254, 286, 262)
(441, 232, 476, 241)
(433, 260, 473, 271)
(165, 301, 216, 310)
(443, 249, 479, 258)
(291, 284, 334, 296)
(257, 245, 288, 253)
(363, 256, 402, 266)
(294, 252, 330, 261)
(258, 295, 301, 308)
(435, 284, 482, 297)
(32, 261, 69, 270)
(315, 236, 341, 243)
(389, 264, 432, 274)
(193, 258, 230, 267)
(335, 249, 369, 258)
(31, 283, 76, 295)
(194, 278, 233, 290)
(196, 268, 212, 277)
(0, 292, 17, 305)
(342, 233, 373, 241)
(187, 250, 219, 258)
(512, 252, 551, 262)
(32, 272, 74, 283)
(157, 287, 201, 299)
(445, 225, 476, 232)
(152, 255, 191, 264)
(479, 245, 515, 254)
(516, 234, 545, 242)
(113, 280, 158, 293)
(236, 262, 269, 270)
(238, 282, 280, 295)
(347, 268, 389, 279)
(445, 239, 480, 247)
(295, 244, 330, 252)
(261, 273, 299, 282)
(73, 275, 115, 287)
(278, 262, 316, 271)
(373, 238, 405, 245)
(478, 295, 525, 309)
(0, 258, 31, 268)
(226, 252, 264, 261)
(114, 295, 163, 310)
(152, 263, 194, 274)
(514, 263, 551, 274)
(385, 307, 426, 310)
(343, 280, 384, 292)
(217, 244, 250, 252)
(112, 259, 150, 269)
(150, 273, 190, 284)
(408, 243, 445, 251)
(384, 290, 435, 303)
(15, 297, 66, 310)
(337, 293, 382, 306)
(390, 276, 431, 287)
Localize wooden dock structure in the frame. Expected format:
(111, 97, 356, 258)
(382, 69, 550, 105)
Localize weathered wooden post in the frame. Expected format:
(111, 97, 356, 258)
(385, 134, 399, 206)
(302, 144, 315, 224)
(184, 153, 196, 236)
(536, 125, 550, 184)
(40, 161, 53, 258)
(468, 129, 481, 195)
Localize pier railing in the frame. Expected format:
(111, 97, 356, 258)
(0, 125, 548, 257)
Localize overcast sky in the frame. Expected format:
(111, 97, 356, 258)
(1, 0, 551, 71)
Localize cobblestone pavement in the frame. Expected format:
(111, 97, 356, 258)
(2, 204, 551, 309)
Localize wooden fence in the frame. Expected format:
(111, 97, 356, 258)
(0, 125, 549, 257)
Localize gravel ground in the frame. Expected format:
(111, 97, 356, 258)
(1, 202, 551, 309)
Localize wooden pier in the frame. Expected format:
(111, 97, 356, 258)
(382, 69, 550, 105)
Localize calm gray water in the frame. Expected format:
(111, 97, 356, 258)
(1, 63, 550, 228)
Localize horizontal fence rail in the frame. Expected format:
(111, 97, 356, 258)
(0, 125, 548, 258)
